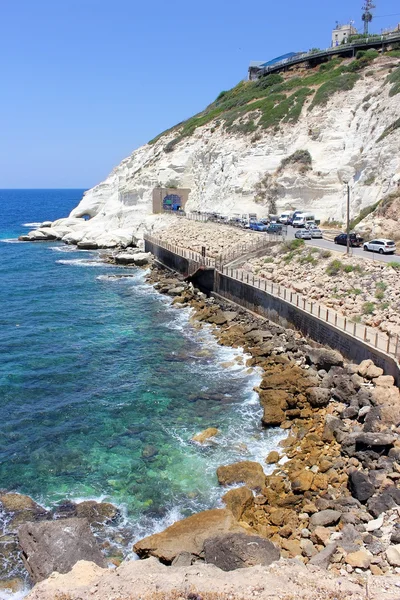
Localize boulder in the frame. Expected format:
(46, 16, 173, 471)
(265, 451, 280, 465)
(217, 461, 265, 490)
(357, 360, 374, 378)
(0, 493, 48, 530)
(192, 428, 219, 444)
(291, 470, 314, 493)
(115, 252, 151, 266)
(367, 486, 400, 517)
(386, 545, 400, 567)
(309, 510, 341, 527)
(306, 387, 331, 408)
(322, 415, 345, 443)
(345, 549, 372, 569)
(365, 364, 384, 379)
(305, 347, 343, 371)
(341, 432, 395, 457)
(74, 501, 119, 525)
(133, 509, 251, 563)
(204, 533, 280, 571)
(17, 518, 106, 583)
(373, 375, 395, 387)
(371, 386, 400, 427)
(222, 487, 254, 521)
(309, 542, 337, 569)
(77, 241, 99, 250)
(348, 471, 375, 503)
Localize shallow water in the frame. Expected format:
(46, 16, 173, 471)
(0, 190, 283, 586)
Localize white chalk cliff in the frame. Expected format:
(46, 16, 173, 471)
(38, 55, 400, 246)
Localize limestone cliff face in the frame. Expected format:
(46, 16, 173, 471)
(69, 56, 400, 239)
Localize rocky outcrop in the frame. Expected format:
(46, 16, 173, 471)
(216, 461, 266, 490)
(18, 518, 106, 583)
(203, 533, 280, 571)
(133, 509, 252, 563)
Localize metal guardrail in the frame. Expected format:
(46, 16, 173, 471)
(220, 266, 400, 360)
(144, 234, 216, 269)
(254, 32, 400, 79)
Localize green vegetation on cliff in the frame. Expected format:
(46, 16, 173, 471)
(149, 52, 397, 152)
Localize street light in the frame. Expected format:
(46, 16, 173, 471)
(338, 169, 354, 257)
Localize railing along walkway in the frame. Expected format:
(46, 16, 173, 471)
(220, 266, 400, 360)
(144, 234, 216, 269)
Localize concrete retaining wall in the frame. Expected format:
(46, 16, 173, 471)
(145, 239, 190, 275)
(215, 272, 400, 383)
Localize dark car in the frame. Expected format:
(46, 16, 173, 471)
(334, 233, 364, 247)
(267, 223, 283, 234)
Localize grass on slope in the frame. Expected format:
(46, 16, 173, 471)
(387, 64, 400, 96)
(149, 52, 391, 152)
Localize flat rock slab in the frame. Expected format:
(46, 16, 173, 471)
(18, 518, 106, 582)
(133, 508, 251, 563)
(204, 533, 280, 571)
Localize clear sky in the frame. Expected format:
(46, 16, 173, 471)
(1, 0, 399, 188)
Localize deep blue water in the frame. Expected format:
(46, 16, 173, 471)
(0, 190, 281, 580)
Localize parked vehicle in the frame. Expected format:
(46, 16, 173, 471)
(292, 213, 316, 228)
(267, 223, 283, 234)
(295, 229, 312, 240)
(241, 213, 258, 228)
(250, 222, 269, 232)
(279, 211, 294, 225)
(363, 238, 396, 254)
(334, 233, 364, 247)
(310, 228, 323, 239)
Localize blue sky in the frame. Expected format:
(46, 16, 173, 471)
(1, 0, 399, 188)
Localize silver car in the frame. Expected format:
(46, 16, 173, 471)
(295, 229, 312, 240)
(311, 228, 323, 239)
(363, 238, 396, 254)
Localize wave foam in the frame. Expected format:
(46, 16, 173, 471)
(22, 222, 41, 227)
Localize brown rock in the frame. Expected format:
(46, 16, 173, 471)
(291, 470, 314, 493)
(0, 493, 48, 530)
(373, 375, 395, 387)
(75, 501, 119, 525)
(371, 386, 400, 427)
(345, 550, 372, 569)
(192, 427, 219, 444)
(217, 461, 265, 490)
(222, 487, 254, 521)
(133, 509, 251, 563)
(203, 533, 280, 571)
(312, 526, 331, 546)
(265, 451, 280, 465)
(311, 473, 329, 491)
(281, 539, 302, 557)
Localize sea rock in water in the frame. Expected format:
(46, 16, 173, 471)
(18, 518, 106, 583)
(0, 493, 48, 530)
(74, 501, 120, 525)
(203, 533, 280, 571)
(133, 508, 251, 563)
(192, 427, 219, 444)
(216, 461, 265, 490)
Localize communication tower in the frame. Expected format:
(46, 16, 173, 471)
(362, 0, 376, 35)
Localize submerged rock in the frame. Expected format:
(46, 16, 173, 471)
(18, 518, 106, 583)
(192, 427, 219, 444)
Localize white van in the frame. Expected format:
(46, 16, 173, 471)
(293, 213, 315, 228)
(279, 211, 294, 225)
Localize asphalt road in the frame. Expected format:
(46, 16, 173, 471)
(285, 227, 399, 264)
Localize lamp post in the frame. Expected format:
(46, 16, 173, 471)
(346, 182, 350, 256)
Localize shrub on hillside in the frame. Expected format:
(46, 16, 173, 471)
(279, 150, 312, 171)
(326, 259, 343, 276)
(309, 74, 360, 110)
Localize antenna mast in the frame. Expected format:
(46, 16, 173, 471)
(362, 0, 376, 35)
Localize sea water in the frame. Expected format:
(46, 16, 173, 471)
(0, 190, 283, 586)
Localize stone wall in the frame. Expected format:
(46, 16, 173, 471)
(214, 272, 400, 383)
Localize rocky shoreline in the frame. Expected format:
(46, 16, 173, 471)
(1, 258, 400, 597)
(135, 264, 400, 578)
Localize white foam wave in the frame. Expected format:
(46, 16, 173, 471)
(22, 222, 41, 227)
(49, 245, 78, 253)
(56, 258, 113, 268)
(0, 238, 20, 244)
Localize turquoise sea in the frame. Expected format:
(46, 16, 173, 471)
(0, 190, 282, 586)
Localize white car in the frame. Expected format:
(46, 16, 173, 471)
(310, 228, 323, 239)
(295, 229, 312, 240)
(363, 238, 396, 254)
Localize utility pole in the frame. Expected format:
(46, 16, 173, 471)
(346, 183, 351, 256)
(362, 0, 376, 35)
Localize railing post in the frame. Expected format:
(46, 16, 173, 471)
(335, 313, 338, 327)
(395, 334, 399, 357)
(353, 322, 357, 336)
(290, 292, 293, 303)
(318, 305, 321, 318)
(386, 336, 390, 354)
(326, 308, 328, 322)
(296, 295, 299, 307)
(303, 298, 306, 310)
(364, 327, 367, 341)
(375, 332, 378, 348)
(344, 317, 347, 331)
